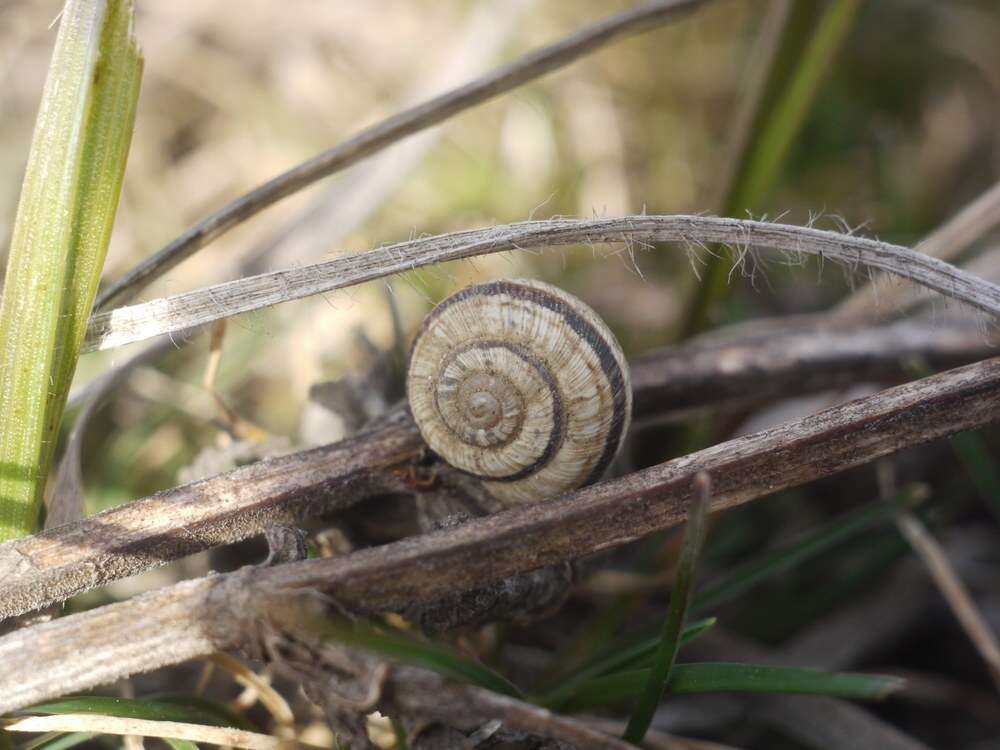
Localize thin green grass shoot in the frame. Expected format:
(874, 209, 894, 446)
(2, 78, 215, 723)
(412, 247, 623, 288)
(623, 474, 711, 744)
(683, 0, 864, 335)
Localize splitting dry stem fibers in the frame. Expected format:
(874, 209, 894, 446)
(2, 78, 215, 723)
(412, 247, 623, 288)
(85, 215, 1000, 353)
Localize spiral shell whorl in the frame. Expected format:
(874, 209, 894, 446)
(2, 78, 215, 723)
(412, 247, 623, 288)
(407, 279, 631, 505)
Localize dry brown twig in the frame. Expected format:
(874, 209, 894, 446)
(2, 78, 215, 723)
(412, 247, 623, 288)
(2, 318, 995, 621)
(630, 315, 996, 422)
(1, 356, 999, 711)
(268, 627, 637, 750)
(84, 215, 1000, 353)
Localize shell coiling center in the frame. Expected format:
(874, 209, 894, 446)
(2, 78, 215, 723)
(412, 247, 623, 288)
(407, 279, 632, 506)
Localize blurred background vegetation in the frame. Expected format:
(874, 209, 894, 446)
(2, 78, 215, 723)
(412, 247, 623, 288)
(0, 0, 997, 503)
(2, 1, 1000, 747)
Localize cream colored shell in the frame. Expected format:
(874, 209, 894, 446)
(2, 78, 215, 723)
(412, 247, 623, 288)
(406, 279, 631, 505)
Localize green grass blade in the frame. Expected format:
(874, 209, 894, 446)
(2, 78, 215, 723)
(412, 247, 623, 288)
(539, 617, 716, 710)
(683, 0, 863, 335)
(731, 0, 863, 210)
(390, 718, 409, 750)
(162, 740, 199, 750)
(49, 0, 143, 451)
(146, 695, 257, 732)
(310, 616, 523, 699)
(609, 617, 717, 674)
(23, 697, 239, 729)
(548, 490, 919, 709)
(693, 488, 921, 612)
(947, 430, 1000, 523)
(669, 662, 904, 698)
(566, 662, 904, 712)
(0, 0, 141, 541)
(623, 474, 711, 744)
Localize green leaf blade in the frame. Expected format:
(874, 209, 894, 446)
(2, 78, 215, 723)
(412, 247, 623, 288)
(540, 617, 716, 710)
(23, 696, 240, 729)
(312, 617, 524, 699)
(623, 474, 711, 744)
(670, 662, 905, 699)
(565, 663, 905, 712)
(0, 0, 141, 540)
(693, 494, 908, 613)
(683, 0, 864, 335)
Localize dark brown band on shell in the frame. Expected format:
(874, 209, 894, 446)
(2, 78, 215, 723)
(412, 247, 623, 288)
(419, 280, 629, 486)
(433, 338, 565, 482)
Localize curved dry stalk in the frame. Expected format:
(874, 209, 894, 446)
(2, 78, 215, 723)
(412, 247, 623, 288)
(241, 0, 534, 276)
(2, 320, 994, 620)
(84, 216, 1000, 353)
(835, 179, 1000, 319)
(301, 662, 639, 750)
(870, 245, 1000, 322)
(1, 356, 998, 711)
(94, 0, 707, 310)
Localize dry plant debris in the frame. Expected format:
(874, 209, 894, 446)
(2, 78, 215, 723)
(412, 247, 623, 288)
(2, 1, 1000, 749)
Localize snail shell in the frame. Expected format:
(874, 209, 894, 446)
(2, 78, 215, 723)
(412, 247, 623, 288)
(406, 279, 631, 505)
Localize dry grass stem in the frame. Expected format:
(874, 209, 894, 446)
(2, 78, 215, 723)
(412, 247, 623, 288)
(835, 179, 1000, 318)
(891, 508, 1000, 692)
(84, 216, 1000, 353)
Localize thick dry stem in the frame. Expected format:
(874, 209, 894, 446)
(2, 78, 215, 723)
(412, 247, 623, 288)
(1, 320, 993, 620)
(631, 315, 997, 420)
(258, 357, 1000, 613)
(1, 357, 998, 712)
(0, 411, 422, 621)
